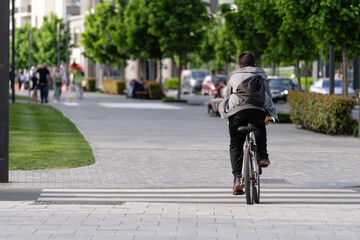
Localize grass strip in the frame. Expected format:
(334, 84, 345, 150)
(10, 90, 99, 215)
(9, 103, 95, 170)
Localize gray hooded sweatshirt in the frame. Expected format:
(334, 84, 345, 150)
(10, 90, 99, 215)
(219, 66, 278, 119)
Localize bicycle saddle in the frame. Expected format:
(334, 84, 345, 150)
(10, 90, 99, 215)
(237, 124, 258, 133)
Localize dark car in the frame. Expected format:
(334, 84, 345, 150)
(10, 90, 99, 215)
(268, 77, 298, 103)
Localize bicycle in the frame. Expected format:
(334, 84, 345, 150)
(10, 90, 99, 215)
(238, 124, 262, 205)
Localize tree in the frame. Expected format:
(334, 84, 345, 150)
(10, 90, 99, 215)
(219, 0, 280, 67)
(81, 2, 120, 78)
(309, 0, 360, 96)
(113, 0, 130, 79)
(34, 13, 69, 66)
(10, 24, 38, 70)
(125, 0, 163, 81)
(148, 0, 211, 99)
(273, 0, 318, 91)
(212, 20, 236, 76)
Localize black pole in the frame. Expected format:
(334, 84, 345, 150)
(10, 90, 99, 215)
(11, 0, 15, 103)
(329, 46, 335, 95)
(28, 28, 31, 103)
(65, 17, 69, 86)
(0, 0, 10, 182)
(57, 22, 60, 66)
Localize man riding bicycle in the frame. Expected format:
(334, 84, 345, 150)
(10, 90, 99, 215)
(219, 51, 278, 195)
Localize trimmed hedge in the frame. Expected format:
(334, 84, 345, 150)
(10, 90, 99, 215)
(104, 79, 126, 95)
(147, 82, 163, 99)
(84, 78, 96, 92)
(277, 112, 291, 123)
(165, 78, 179, 90)
(287, 92, 356, 135)
(162, 97, 187, 103)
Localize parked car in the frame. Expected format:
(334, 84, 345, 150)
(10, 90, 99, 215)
(309, 78, 356, 98)
(268, 76, 299, 103)
(201, 74, 227, 95)
(181, 69, 210, 94)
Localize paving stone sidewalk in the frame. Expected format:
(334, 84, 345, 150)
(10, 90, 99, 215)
(2, 91, 360, 240)
(3, 92, 360, 189)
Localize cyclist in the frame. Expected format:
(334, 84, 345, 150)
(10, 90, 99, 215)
(219, 51, 278, 195)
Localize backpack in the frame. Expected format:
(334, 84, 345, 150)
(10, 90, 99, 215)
(234, 74, 266, 107)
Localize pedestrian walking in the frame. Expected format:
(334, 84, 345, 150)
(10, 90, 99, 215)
(70, 62, 84, 100)
(18, 70, 25, 90)
(52, 66, 63, 103)
(36, 62, 51, 103)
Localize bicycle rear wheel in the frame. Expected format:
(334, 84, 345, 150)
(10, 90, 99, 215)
(254, 163, 261, 203)
(244, 147, 255, 205)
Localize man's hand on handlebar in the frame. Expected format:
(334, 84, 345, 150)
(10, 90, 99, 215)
(265, 116, 275, 125)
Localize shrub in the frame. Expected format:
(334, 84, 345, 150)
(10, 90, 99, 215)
(161, 97, 187, 103)
(147, 82, 163, 99)
(277, 112, 291, 123)
(165, 78, 179, 90)
(85, 78, 96, 92)
(287, 92, 356, 135)
(103, 79, 126, 95)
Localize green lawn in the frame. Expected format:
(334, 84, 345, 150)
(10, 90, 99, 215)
(9, 103, 95, 170)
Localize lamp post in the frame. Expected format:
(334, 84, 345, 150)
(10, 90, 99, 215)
(329, 46, 335, 95)
(0, 0, 10, 182)
(11, 0, 15, 103)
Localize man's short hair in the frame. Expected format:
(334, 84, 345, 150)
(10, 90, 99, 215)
(238, 51, 255, 67)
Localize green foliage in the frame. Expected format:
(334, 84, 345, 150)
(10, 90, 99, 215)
(164, 78, 178, 90)
(277, 112, 292, 123)
(81, 3, 123, 65)
(161, 97, 187, 103)
(10, 13, 70, 69)
(9, 103, 94, 170)
(308, 0, 360, 59)
(10, 24, 37, 70)
(300, 77, 313, 91)
(148, 0, 211, 61)
(274, 0, 318, 61)
(147, 82, 163, 99)
(125, 0, 162, 60)
(85, 78, 96, 92)
(103, 79, 126, 94)
(351, 120, 359, 137)
(220, 0, 279, 66)
(34, 13, 69, 66)
(148, 0, 211, 99)
(287, 92, 356, 135)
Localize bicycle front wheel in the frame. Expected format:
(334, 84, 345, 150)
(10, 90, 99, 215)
(244, 147, 255, 205)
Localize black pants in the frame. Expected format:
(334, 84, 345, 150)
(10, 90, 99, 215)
(228, 109, 268, 177)
(39, 84, 49, 103)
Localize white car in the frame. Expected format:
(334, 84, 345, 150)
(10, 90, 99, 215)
(309, 78, 356, 98)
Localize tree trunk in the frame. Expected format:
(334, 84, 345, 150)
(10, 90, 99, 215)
(257, 54, 262, 67)
(271, 62, 276, 76)
(121, 61, 126, 81)
(342, 46, 348, 96)
(224, 62, 228, 79)
(177, 55, 182, 100)
(295, 51, 301, 92)
(159, 58, 163, 84)
(106, 60, 111, 79)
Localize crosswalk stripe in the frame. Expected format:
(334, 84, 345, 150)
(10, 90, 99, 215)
(36, 188, 360, 204)
(41, 188, 356, 193)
